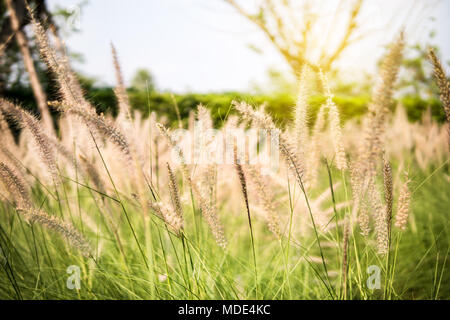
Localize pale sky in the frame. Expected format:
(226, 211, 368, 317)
(47, 0, 450, 93)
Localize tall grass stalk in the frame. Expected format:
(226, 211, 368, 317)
(234, 146, 258, 298)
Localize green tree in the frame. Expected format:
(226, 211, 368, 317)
(399, 42, 448, 99)
(224, 0, 365, 73)
(131, 68, 155, 92)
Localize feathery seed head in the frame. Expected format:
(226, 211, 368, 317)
(0, 162, 32, 211)
(320, 71, 347, 171)
(428, 48, 450, 122)
(167, 163, 183, 220)
(383, 155, 393, 236)
(149, 201, 183, 236)
(395, 172, 411, 231)
(0, 100, 59, 184)
(25, 209, 91, 256)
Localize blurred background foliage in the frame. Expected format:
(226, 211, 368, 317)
(1, 69, 446, 129)
(2, 67, 445, 130)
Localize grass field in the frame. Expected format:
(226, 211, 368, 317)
(0, 14, 449, 300)
(0, 161, 448, 300)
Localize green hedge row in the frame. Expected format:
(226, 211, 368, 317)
(123, 89, 446, 127)
(4, 87, 446, 128)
